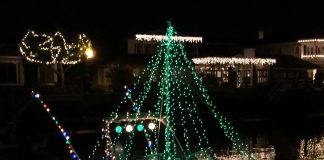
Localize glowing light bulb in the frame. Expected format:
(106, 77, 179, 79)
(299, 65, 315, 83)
(137, 124, 144, 131)
(34, 93, 40, 98)
(148, 123, 155, 130)
(148, 140, 152, 147)
(115, 126, 122, 133)
(85, 48, 94, 59)
(126, 125, 133, 132)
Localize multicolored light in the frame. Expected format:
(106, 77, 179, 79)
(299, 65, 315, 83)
(31, 91, 80, 160)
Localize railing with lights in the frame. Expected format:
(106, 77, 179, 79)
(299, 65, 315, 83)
(192, 57, 276, 65)
(136, 34, 202, 43)
(103, 111, 166, 159)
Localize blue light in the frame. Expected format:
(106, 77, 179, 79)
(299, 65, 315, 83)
(132, 105, 140, 111)
(63, 132, 67, 136)
(148, 140, 152, 147)
(73, 154, 77, 159)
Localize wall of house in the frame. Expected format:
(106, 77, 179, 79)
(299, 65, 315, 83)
(255, 42, 299, 57)
(254, 40, 324, 70)
(92, 64, 144, 93)
(92, 64, 119, 92)
(127, 39, 159, 54)
(300, 41, 324, 57)
(299, 41, 324, 68)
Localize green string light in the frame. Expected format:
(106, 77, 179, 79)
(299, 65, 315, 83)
(87, 134, 105, 160)
(104, 22, 254, 159)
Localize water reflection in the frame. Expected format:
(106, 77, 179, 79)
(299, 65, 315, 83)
(216, 146, 275, 160)
(298, 136, 324, 159)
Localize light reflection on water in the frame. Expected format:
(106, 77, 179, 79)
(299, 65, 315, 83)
(215, 146, 275, 160)
(298, 136, 324, 159)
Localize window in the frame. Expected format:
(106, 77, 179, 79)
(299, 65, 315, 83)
(217, 71, 221, 78)
(240, 70, 251, 87)
(287, 72, 295, 79)
(144, 44, 157, 54)
(304, 45, 307, 55)
(0, 63, 17, 84)
(104, 68, 112, 85)
(135, 43, 144, 54)
(257, 70, 268, 84)
(296, 46, 299, 55)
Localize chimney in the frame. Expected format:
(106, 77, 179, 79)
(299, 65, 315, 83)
(243, 48, 255, 58)
(258, 30, 264, 40)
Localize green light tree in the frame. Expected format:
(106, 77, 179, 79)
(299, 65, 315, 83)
(104, 22, 253, 159)
(19, 30, 94, 88)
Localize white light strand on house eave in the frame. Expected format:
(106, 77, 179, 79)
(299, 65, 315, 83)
(298, 39, 324, 43)
(192, 57, 276, 65)
(135, 34, 202, 43)
(301, 54, 324, 58)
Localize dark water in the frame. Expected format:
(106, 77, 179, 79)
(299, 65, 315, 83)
(0, 87, 323, 159)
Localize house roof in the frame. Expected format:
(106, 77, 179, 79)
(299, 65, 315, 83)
(262, 55, 322, 69)
(99, 53, 322, 70)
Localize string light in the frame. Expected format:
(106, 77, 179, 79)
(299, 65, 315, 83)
(85, 48, 94, 59)
(298, 39, 324, 43)
(19, 30, 93, 64)
(104, 112, 165, 158)
(31, 91, 80, 160)
(192, 57, 276, 65)
(115, 126, 123, 133)
(87, 134, 105, 160)
(104, 22, 254, 159)
(301, 54, 324, 58)
(136, 34, 202, 43)
(125, 125, 134, 132)
(148, 123, 156, 130)
(137, 124, 144, 132)
(298, 137, 324, 159)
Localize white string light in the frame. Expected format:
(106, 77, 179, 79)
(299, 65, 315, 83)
(298, 137, 324, 159)
(301, 55, 324, 58)
(104, 112, 165, 158)
(192, 57, 276, 65)
(19, 30, 92, 64)
(135, 34, 202, 43)
(298, 39, 324, 43)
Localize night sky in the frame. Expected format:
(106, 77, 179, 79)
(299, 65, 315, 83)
(1, 0, 324, 54)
